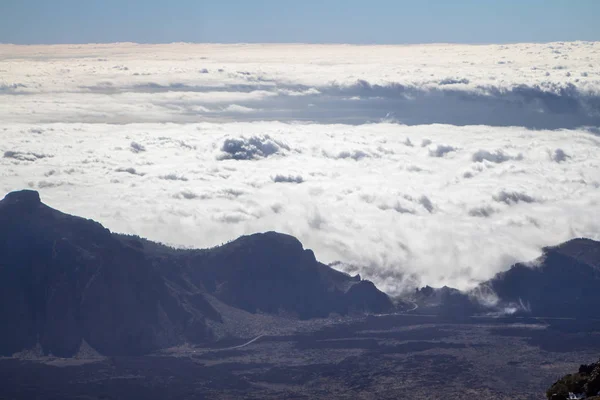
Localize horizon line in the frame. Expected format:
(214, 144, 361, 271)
(1, 39, 598, 47)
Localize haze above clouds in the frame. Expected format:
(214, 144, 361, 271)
(1, 43, 599, 293)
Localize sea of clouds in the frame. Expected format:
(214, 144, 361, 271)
(1, 42, 599, 294)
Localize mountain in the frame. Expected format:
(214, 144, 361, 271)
(178, 232, 392, 318)
(0, 190, 219, 357)
(413, 238, 600, 319)
(413, 285, 483, 317)
(0, 190, 393, 358)
(487, 238, 600, 318)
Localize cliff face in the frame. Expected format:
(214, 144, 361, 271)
(0, 190, 393, 357)
(0, 190, 219, 357)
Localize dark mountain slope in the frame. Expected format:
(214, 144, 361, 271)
(0, 190, 218, 357)
(413, 285, 483, 317)
(488, 238, 600, 318)
(412, 238, 600, 319)
(0, 190, 392, 357)
(180, 232, 392, 318)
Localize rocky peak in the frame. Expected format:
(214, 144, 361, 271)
(1, 189, 41, 209)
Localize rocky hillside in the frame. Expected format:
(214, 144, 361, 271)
(0, 190, 393, 357)
(413, 238, 600, 319)
(547, 358, 600, 399)
(487, 238, 600, 318)
(178, 232, 393, 318)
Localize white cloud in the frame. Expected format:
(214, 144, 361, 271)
(492, 190, 538, 205)
(130, 141, 146, 153)
(472, 150, 521, 163)
(222, 104, 257, 113)
(0, 42, 598, 128)
(1, 42, 599, 296)
(428, 144, 457, 158)
(2, 121, 599, 296)
(468, 206, 496, 218)
(217, 135, 290, 160)
(550, 148, 570, 162)
(272, 174, 304, 184)
(418, 195, 435, 213)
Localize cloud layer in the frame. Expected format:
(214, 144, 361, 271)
(0, 42, 599, 128)
(1, 42, 599, 295)
(1, 122, 599, 294)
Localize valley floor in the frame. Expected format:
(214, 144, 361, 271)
(2, 314, 599, 400)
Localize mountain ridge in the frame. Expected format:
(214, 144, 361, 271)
(2, 189, 599, 359)
(413, 236, 600, 319)
(0, 190, 393, 357)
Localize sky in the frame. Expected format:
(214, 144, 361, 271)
(1, 0, 599, 45)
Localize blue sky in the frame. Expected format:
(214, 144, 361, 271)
(1, 0, 599, 44)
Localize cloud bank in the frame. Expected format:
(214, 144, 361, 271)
(0, 42, 599, 128)
(1, 42, 599, 295)
(1, 122, 599, 294)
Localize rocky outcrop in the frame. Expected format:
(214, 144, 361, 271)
(413, 285, 483, 317)
(547, 358, 600, 399)
(0, 190, 393, 357)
